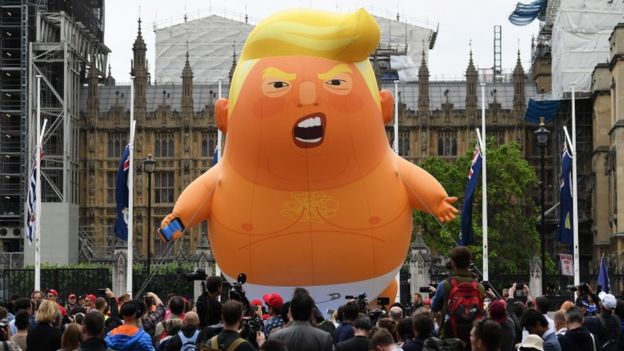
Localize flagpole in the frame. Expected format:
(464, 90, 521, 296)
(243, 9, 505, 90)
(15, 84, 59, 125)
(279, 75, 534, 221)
(34, 75, 42, 291)
(393, 79, 400, 302)
(570, 82, 580, 287)
(127, 78, 135, 296)
(215, 80, 223, 278)
(480, 83, 488, 282)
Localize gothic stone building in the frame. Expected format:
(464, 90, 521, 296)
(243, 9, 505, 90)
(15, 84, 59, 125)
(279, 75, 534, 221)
(80, 24, 545, 259)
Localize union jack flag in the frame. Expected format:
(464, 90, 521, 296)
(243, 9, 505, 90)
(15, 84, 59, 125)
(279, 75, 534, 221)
(27, 163, 37, 245)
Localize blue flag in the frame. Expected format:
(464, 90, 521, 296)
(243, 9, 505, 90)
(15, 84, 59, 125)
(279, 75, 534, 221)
(460, 146, 482, 246)
(559, 143, 573, 246)
(211, 145, 219, 166)
(598, 256, 610, 293)
(114, 145, 130, 241)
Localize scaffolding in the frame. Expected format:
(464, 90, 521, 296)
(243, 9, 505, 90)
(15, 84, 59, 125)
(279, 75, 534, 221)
(28, 10, 109, 205)
(0, 0, 46, 251)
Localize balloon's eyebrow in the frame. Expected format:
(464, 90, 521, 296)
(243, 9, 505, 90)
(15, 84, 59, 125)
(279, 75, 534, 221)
(262, 67, 296, 81)
(318, 64, 352, 80)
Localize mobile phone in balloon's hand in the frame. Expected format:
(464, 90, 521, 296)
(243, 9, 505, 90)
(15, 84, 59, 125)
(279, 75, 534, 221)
(159, 218, 183, 241)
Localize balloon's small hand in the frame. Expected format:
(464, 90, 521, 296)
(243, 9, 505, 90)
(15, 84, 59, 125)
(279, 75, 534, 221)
(435, 197, 458, 223)
(159, 214, 184, 241)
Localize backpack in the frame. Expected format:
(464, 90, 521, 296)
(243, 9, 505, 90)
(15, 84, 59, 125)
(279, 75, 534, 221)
(423, 337, 466, 351)
(444, 277, 484, 343)
(178, 329, 200, 351)
(199, 335, 246, 351)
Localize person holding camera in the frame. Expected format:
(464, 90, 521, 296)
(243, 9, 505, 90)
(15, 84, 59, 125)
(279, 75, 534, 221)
(105, 300, 154, 351)
(197, 276, 223, 329)
(141, 292, 165, 338)
(335, 301, 359, 344)
(430, 246, 485, 344)
(202, 300, 254, 351)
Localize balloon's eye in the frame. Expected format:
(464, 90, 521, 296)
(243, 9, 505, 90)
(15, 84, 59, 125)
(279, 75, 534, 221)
(327, 79, 345, 86)
(270, 81, 289, 89)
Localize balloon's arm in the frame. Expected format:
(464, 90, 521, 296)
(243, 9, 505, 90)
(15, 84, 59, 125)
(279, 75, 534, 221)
(395, 155, 458, 223)
(159, 165, 220, 241)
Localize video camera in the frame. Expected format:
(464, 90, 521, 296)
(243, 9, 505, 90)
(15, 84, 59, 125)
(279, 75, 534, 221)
(182, 268, 208, 281)
(223, 273, 262, 347)
(567, 282, 591, 295)
(345, 293, 368, 313)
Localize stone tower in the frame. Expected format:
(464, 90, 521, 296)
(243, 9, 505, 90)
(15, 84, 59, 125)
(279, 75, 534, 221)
(465, 49, 478, 126)
(132, 18, 147, 119)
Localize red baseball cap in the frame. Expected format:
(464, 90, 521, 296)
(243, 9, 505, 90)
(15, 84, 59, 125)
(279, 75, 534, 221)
(263, 293, 284, 309)
(251, 299, 263, 307)
(488, 300, 507, 324)
(48, 289, 59, 297)
(68, 293, 76, 299)
(85, 294, 97, 302)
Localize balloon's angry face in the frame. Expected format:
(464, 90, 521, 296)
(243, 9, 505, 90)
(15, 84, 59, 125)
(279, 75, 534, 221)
(226, 56, 388, 188)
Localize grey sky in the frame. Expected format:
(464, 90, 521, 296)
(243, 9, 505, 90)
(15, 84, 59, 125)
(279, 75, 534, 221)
(104, 0, 539, 83)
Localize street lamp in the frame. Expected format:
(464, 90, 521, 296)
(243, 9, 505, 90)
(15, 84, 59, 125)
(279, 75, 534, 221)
(143, 153, 156, 277)
(534, 117, 550, 291)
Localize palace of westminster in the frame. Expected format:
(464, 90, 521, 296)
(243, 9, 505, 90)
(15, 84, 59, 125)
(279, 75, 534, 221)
(6, 4, 624, 275)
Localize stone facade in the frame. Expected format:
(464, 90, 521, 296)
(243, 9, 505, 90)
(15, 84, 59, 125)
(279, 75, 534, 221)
(591, 23, 624, 272)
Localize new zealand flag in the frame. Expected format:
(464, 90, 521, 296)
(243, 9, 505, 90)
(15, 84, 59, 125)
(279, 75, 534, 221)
(460, 146, 482, 246)
(114, 145, 130, 241)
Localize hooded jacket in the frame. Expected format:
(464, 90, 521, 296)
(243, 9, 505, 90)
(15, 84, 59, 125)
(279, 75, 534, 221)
(557, 326, 600, 351)
(105, 324, 154, 351)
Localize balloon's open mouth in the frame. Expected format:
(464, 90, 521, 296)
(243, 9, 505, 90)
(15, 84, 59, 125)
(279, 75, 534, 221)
(293, 113, 326, 148)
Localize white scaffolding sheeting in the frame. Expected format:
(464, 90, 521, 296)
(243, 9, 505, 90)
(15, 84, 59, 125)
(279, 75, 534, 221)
(154, 13, 432, 84)
(155, 15, 252, 83)
(375, 16, 433, 82)
(551, 0, 624, 99)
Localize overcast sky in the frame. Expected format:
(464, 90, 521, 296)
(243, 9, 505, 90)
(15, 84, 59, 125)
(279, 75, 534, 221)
(104, 0, 539, 83)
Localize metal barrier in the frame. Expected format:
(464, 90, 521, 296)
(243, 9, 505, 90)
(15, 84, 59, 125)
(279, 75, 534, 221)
(132, 272, 195, 301)
(0, 268, 111, 301)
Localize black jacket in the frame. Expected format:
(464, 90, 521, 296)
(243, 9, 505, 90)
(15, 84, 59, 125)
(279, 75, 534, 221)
(26, 323, 62, 351)
(334, 335, 370, 351)
(79, 336, 110, 351)
(557, 326, 602, 351)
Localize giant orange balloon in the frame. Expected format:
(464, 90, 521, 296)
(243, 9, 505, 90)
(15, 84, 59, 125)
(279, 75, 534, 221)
(160, 8, 457, 310)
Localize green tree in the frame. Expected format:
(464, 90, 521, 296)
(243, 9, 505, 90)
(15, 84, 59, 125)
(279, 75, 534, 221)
(414, 142, 541, 273)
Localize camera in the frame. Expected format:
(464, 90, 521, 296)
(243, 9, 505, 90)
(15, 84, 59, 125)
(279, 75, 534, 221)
(567, 282, 590, 294)
(144, 294, 155, 306)
(346, 293, 368, 313)
(97, 288, 107, 297)
(377, 297, 390, 307)
(228, 273, 248, 301)
(183, 268, 208, 281)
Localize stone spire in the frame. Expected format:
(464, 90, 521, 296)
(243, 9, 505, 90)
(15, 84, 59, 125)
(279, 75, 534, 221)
(87, 59, 99, 118)
(417, 49, 429, 118)
(228, 42, 237, 83)
(131, 18, 147, 117)
(181, 49, 194, 116)
(104, 64, 116, 86)
(465, 47, 478, 119)
(513, 50, 525, 116)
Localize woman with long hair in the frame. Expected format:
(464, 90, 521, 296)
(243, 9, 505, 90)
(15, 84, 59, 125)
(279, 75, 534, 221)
(27, 300, 62, 351)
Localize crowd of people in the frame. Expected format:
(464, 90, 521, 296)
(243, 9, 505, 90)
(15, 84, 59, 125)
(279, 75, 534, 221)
(0, 247, 623, 351)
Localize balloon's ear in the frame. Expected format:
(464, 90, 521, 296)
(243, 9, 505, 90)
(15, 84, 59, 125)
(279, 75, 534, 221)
(379, 90, 394, 124)
(215, 98, 228, 132)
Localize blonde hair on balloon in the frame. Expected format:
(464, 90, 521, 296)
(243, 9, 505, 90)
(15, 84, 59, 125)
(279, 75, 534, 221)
(228, 8, 382, 114)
